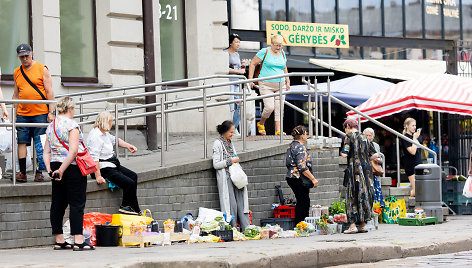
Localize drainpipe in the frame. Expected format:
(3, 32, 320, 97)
(142, 0, 158, 150)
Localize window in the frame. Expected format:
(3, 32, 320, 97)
(405, 0, 422, 38)
(289, 0, 312, 55)
(339, 0, 360, 58)
(384, 0, 403, 37)
(362, 0, 382, 36)
(230, 0, 260, 50)
(159, 0, 186, 81)
(60, 0, 97, 80)
(0, 0, 29, 77)
(443, 2, 460, 40)
(314, 0, 337, 57)
(424, 0, 441, 39)
(260, 0, 286, 30)
(462, 0, 472, 40)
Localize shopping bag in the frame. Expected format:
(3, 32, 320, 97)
(229, 163, 248, 189)
(463, 176, 472, 198)
(83, 212, 113, 246)
(111, 209, 153, 245)
(381, 196, 406, 224)
(0, 120, 12, 153)
(245, 90, 257, 121)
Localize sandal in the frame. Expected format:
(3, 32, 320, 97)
(53, 241, 73, 250)
(275, 130, 286, 136)
(257, 122, 266, 135)
(343, 226, 358, 234)
(73, 242, 95, 251)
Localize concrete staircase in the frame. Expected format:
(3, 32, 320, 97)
(380, 177, 416, 212)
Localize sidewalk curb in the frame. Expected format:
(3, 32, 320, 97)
(120, 237, 472, 268)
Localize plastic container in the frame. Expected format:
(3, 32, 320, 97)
(311, 207, 322, 218)
(260, 229, 270, 239)
(95, 225, 122, 247)
(164, 223, 175, 233)
(274, 206, 296, 218)
(260, 218, 297, 230)
(328, 223, 337, 234)
(304, 217, 320, 225)
(210, 230, 233, 242)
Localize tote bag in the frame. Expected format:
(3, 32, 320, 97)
(221, 141, 248, 189)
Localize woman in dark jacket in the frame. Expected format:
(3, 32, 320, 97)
(285, 125, 318, 223)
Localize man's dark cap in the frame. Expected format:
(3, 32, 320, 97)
(16, 43, 32, 56)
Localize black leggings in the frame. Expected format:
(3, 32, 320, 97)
(100, 165, 141, 213)
(50, 162, 87, 236)
(286, 177, 310, 223)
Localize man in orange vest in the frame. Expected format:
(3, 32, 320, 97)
(12, 44, 55, 183)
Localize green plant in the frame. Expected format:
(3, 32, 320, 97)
(315, 220, 328, 228)
(329, 200, 346, 215)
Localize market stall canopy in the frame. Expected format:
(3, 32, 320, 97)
(287, 75, 394, 106)
(346, 74, 472, 121)
(309, 59, 446, 80)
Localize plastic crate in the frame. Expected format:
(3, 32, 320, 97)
(449, 204, 472, 215)
(442, 192, 472, 205)
(274, 205, 296, 218)
(260, 218, 297, 230)
(210, 230, 233, 242)
(442, 180, 465, 194)
(398, 217, 438, 226)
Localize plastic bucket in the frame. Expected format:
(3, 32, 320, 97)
(95, 225, 122, 247)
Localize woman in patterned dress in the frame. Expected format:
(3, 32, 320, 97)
(340, 119, 378, 234)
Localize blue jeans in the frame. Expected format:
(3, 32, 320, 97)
(16, 114, 47, 171)
(232, 103, 240, 131)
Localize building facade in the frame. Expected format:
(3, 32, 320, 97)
(0, 0, 230, 134)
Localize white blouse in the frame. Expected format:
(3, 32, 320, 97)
(86, 127, 116, 169)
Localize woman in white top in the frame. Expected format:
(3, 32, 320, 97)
(86, 111, 140, 215)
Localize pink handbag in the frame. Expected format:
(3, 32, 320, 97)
(53, 120, 97, 176)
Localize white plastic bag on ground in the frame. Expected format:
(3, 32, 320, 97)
(196, 207, 224, 224)
(463, 176, 472, 198)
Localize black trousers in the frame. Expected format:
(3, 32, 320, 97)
(50, 162, 87, 236)
(101, 165, 140, 213)
(286, 177, 310, 223)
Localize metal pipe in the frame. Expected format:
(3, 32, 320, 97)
(279, 81, 283, 143)
(307, 77, 313, 137)
(203, 88, 208, 159)
(325, 93, 438, 161)
(327, 77, 332, 137)
(124, 95, 128, 159)
(241, 83, 247, 151)
(320, 95, 324, 137)
(379, 152, 386, 178)
(314, 78, 318, 138)
(438, 112, 442, 168)
(32, 141, 37, 175)
(396, 136, 401, 187)
(79, 96, 83, 123)
(12, 106, 16, 186)
(284, 101, 345, 136)
(114, 103, 119, 156)
(358, 117, 362, 132)
(165, 86, 169, 152)
(160, 89, 165, 167)
(55, 74, 248, 98)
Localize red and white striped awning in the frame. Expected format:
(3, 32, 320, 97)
(346, 74, 472, 121)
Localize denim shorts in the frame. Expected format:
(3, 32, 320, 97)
(16, 113, 48, 145)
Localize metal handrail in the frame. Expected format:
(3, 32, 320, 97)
(2, 72, 335, 185)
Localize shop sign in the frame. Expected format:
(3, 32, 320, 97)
(426, 0, 459, 19)
(266, 21, 349, 48)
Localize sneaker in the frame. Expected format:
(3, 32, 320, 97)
(118, 206, 138, 215)
(343, 226, 358, 234)
(14, 172, 27, 183)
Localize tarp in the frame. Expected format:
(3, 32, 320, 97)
(287, 75, 394, 106)
(346, 74, 472, 121)
(309, 59, 446, 81)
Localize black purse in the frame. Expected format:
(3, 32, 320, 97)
(287, 144, 314, 188)
(343, 167, 350, 187)
(99, 155, 121, 167)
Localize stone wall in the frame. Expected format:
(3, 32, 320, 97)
(0, 140, 343, 249)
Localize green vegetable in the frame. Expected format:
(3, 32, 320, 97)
(225, 224, 232, 230)
(458, 175, 467, 181)
(244, 225, 261, 238)
(329, 200, 346, 215)
(315, 220, 328, 227)
(214, 216, 223, 222)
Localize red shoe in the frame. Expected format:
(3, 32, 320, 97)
(15, 172, 27, 183)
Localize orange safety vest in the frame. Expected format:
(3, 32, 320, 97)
(14, 62, 49, 116)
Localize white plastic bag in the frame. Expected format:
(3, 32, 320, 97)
(0, 121, 13, 153)
(229, 163, 248, 189)
(245, 90, 257, 121)
(463, 176, 472, 198)
(196, 207, 224, 224)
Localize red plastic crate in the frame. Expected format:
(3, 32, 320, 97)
(274, 205, 296, 218)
